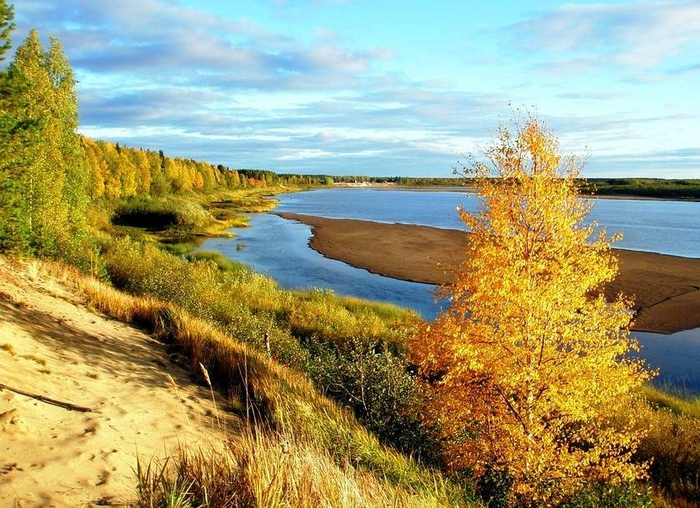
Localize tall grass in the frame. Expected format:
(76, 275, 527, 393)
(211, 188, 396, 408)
(135, 429, 463, 508)
(633, 387, 700, 504)
(37, 259, 475, 506)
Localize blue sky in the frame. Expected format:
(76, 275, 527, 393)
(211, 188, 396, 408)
(11, 0, 700, 177)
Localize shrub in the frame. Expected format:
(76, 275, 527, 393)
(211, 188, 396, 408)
(560, 483, 653, 508)
(303, 337, 443, 467)
(113, 196, 214, 231)
(636, 407, 700, 503)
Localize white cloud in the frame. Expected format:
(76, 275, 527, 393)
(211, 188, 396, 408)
(275, 148, 384, 161)
(514, 1, 700, 70)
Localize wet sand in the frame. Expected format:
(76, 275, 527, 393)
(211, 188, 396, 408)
(279, 213, 700, 334)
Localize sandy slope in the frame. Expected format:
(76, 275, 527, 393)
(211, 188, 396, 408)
(0, 258, 236, 507)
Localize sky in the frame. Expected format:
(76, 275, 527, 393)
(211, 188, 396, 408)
(10, 0, 700, 178)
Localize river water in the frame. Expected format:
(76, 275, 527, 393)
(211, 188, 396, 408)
(200, 188, 700, 392)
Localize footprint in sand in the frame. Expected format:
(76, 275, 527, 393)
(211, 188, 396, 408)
(1, 462, 23, 474)
(95, 470, 110, 486)
(0, 408, 28, 434)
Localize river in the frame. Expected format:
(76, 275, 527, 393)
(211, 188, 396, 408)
(200, 188, 700, 392)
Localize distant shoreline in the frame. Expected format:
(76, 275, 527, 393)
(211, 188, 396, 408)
(329, 183, 700, 202)
(278, 212, 700, 334)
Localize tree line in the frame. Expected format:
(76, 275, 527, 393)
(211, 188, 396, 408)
(0, 4, 335, 259)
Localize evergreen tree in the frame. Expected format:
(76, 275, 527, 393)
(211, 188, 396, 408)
(0, 29, 46, 251)
(0, 0, 18, 249)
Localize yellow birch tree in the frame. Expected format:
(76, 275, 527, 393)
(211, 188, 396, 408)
(411, 116, 651, 505)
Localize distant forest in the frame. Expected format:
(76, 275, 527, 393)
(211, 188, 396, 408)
(320, 175, 700, 198)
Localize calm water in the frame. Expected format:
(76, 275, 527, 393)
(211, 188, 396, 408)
(200, 188, 700, 392)
(276, 189, 700, 258)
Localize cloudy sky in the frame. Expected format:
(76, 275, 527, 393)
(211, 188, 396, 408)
(11, 0, 700, 177)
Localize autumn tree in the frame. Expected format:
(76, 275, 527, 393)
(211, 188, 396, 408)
(0, 28, 87, 254)
(411, 117, 651, 505)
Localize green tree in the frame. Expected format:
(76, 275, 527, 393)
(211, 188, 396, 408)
(0, 1, 21, 249)
(0, 29, 87, 254)
(0, 29, 49, 251)
(46, 36, 89, 238)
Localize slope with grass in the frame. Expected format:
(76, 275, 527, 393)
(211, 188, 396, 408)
(0, 257, 237, 506)
(0, 256, 477, 507)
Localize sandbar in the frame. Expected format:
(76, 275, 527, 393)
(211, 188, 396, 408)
(279, 213, 700, 334)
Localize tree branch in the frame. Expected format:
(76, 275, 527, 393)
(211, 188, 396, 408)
(0, 382, 96, 413)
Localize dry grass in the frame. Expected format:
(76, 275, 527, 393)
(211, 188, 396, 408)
(135, 429, 461, 508)
(34, 259, 473, 507)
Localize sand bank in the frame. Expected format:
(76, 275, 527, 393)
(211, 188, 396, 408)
(0, 258, 237, 507)
(279, 213, 700, 334)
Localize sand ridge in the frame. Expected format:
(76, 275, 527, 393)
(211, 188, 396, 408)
(279, 213, 700, 334)
(0, 258, 236, 507)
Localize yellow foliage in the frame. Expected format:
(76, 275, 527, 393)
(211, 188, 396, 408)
(411, 116, 652, 505)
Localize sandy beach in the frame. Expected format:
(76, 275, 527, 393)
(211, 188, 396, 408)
(0, 258, 237, 507)
(279, 213, 700, 334)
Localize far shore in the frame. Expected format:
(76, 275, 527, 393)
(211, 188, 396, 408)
(329, 183, 700, 202)
(278, 212, 700, 334)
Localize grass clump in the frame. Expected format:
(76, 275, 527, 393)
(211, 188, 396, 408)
(135, 430, 466, 508)
(186, 251, 249, 274)
(630, 391, 700, 505)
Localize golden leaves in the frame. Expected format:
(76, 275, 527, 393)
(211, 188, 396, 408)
(412, 116, 652, 505)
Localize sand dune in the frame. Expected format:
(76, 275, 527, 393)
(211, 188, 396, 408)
(0, 258, 236, 507)
(279, 213, 700, 334)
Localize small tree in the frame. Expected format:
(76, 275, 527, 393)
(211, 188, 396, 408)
(411, 116, 651, 505)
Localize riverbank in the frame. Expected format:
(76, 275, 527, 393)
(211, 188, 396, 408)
(279, 213, 700, 334)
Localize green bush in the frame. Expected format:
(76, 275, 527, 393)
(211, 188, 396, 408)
(303, 337, 443, 467)
(113, 196, 214, 231)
